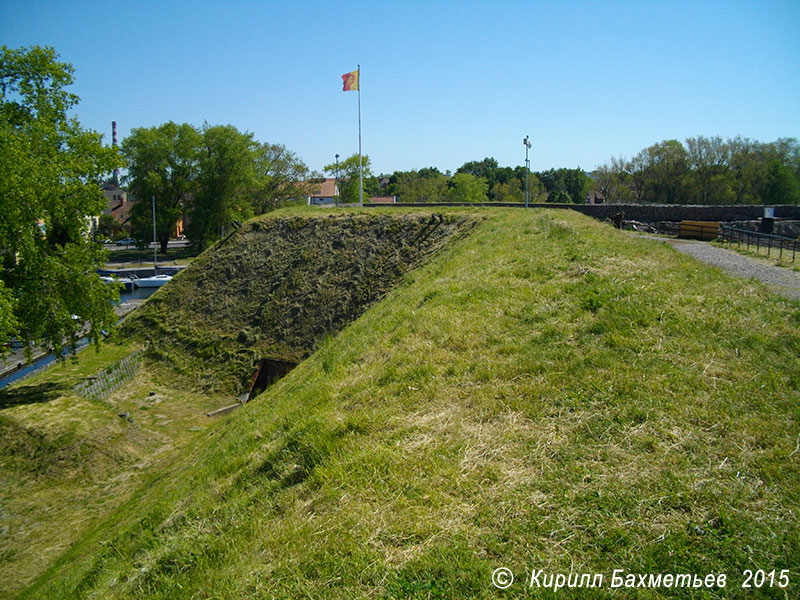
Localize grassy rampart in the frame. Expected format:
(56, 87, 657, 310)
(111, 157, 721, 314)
(16, 207, 799, 599)
(0, 208, 475, 596)
(121, 211, 477, 393)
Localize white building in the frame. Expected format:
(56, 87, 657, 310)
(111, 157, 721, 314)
(307, 178, 339, 205)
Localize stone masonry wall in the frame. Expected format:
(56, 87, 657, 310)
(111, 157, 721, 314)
(552, 204, 800, 222)
(378, 203, 800, 223)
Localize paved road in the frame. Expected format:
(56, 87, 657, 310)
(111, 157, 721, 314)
(0, 300, 146, 381)
(660, 237, 800, 301)
(105, 239, 189, 251)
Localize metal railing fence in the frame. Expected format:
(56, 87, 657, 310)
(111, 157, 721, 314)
(719, 226, 799, 262)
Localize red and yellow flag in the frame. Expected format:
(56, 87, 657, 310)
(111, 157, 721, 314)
(342, 69, 359, 92)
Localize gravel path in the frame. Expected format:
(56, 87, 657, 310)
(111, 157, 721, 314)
(660, 237, 800, 301)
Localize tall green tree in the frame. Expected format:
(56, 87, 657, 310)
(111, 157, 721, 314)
(752, 138, 800, 204)
(323, 153, 375, 203)
(593, 157, 634, 204)
(0, 45, 122, 355)
(187, 124, 257, 249)
(252, 142, 312, 213)
(536, 168, 591, 203)
(447, 172, 488, 202)
(644, 140, 689, 204)
(454, 159, 547, 202)
(490, 178, 524, 203)
(761, 159, 800, 205)
(727, 136, 771, 204)
(622, 142, 689, 204)
(122, 122, 202, 253)
(456, 157, 501, 191)
(389, 168, 449, 202)
(684, 135, 733, 204)
(627, 149, 649, 202)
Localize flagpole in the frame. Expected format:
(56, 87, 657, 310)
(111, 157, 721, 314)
(358, 64, 363, 206)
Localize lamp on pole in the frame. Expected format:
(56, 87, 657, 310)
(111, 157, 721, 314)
(334, 154, 340, 206)
(523, 136, 532, 208)
(151, 195, 158, 268)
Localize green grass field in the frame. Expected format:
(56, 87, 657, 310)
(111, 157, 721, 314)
(3, 207, 799, 599)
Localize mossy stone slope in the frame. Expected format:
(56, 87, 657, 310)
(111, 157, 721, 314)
(121, 212, 476, 392)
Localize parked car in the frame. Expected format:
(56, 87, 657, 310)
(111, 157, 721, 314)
(116, 237, 137, 246)
(102, 238, 113, 244)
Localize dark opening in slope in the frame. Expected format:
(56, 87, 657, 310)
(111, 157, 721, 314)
(247, 358, 297, 399)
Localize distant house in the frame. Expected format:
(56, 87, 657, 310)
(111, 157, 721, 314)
(368, 196, 397, 204)
(101, 181, 133, 233)
(98, 181, 188, 238)
(586, 191, 604, 205)
(101, 181, 126, 210)
(111, 201, 134, 232)
(307, 178, 339, 205)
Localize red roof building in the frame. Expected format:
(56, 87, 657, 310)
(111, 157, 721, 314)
(307, 178, 340, 205)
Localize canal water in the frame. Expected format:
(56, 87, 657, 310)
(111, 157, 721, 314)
(0, 287, 158, 390)
(119, 286, 160, 302)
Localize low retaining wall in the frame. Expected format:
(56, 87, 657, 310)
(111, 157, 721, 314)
(74, 350, 143, 401)
(365, 202, 800, 223)
(555, 204, 800, 222)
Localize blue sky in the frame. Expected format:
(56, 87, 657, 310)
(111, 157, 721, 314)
(2, 0, 799, 176)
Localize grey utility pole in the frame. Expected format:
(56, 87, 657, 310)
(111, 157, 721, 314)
(523, 136, 532, 208)
(151, 195, 158, 268)
(335, 154, 340, 207)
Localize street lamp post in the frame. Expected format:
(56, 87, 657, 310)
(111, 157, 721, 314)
(151, 195, 158, 268)
(523, 136, 532, 208)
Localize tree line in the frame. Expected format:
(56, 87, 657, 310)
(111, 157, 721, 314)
(595, 136, 800, 205)
(327, 155, 592, 204)
(123, 122, 312, 252)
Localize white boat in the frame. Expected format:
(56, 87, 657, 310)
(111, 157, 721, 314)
(133, 273, 173, 288)
(100, 275, 134, 291)
(134, 196, 174, 289)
